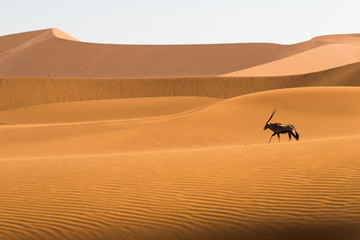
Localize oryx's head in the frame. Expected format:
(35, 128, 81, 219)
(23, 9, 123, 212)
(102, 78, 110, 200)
(264, 109, 277, 130)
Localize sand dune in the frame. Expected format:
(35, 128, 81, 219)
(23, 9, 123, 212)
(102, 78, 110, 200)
(1, 61, 360, 110)
(1, 29, 359, 78)
(1, 29, 360, 240)
(1, 87, 360, 157)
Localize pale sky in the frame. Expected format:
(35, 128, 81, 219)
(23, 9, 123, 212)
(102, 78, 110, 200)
(1, 0, 359, 45)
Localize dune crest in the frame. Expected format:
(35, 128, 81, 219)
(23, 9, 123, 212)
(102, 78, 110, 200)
(0, 29, 53, 57)
(50, 27, 79, 41)
(0, 28, 78, 66)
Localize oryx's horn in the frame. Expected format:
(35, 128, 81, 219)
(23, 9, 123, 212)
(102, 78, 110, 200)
(266, 109, 277, 123)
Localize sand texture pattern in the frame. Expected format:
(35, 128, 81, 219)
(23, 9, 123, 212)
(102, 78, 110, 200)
(0, 29, 360, 240)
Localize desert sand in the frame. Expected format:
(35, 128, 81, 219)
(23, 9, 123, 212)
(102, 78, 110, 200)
(0, 29, 360, 240)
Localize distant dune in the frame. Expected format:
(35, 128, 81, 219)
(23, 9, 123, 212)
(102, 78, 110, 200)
(1, 28, 359, 78)
(1, 29, 360, 240)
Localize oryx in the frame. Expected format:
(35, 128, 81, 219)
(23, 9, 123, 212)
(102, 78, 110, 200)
(264, 109, 299, 143)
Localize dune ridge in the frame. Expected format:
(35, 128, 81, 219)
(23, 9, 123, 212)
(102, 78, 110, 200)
(51, 28, 79, 41)
(0, 28, 77, 60)
(0, 29, 50, 54)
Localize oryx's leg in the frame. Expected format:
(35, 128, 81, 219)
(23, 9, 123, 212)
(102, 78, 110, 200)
(288, 132, 292, 141)
(277, 133, 280, 142)
(269, 133, 277, 143)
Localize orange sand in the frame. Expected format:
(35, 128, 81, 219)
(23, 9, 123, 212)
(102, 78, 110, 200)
(0, 29, 360, 240)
